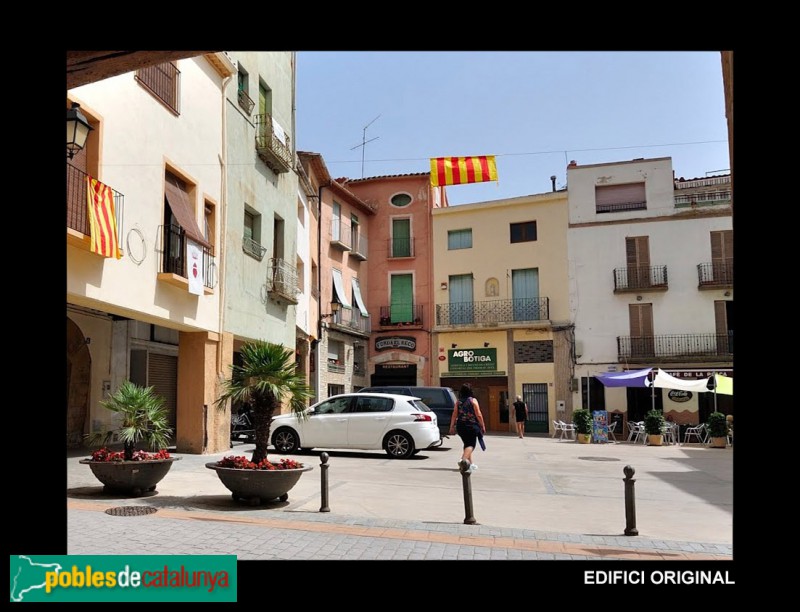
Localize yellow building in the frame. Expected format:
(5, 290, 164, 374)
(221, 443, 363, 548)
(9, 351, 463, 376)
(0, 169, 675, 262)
(431, 189, 571, 434)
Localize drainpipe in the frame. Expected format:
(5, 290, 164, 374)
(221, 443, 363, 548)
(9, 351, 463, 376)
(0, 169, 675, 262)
(316, 182, 325, 400)
(217, 74, 232, 375)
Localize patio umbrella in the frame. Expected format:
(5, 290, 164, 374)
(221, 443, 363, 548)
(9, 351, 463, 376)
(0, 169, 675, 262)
(595, 367, 653, 388)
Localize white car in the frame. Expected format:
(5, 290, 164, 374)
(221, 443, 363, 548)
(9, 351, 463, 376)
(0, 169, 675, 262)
(270, 393, 441, 459)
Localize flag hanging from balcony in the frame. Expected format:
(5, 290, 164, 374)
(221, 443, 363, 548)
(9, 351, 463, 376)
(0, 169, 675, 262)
(430, 155, 498, 187)
(86, 176, 121, 259)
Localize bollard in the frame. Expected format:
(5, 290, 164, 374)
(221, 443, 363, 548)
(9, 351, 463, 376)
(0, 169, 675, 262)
(319, 452, 330, 512)
(460, 464, 477, 525)
(623, 464, 638, 536)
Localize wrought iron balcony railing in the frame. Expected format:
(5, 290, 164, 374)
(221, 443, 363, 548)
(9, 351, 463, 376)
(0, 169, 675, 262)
(379, 305, 423, 327)
(254, 113, 292, 174)
(436, 298, 549, 326)
(674, 190, 732, 207)
(242, 236, 267, 261)
(617, 332, 734, 362)
(237, 88, 255, 115)
(67, 163, 124, 241)
(596, 200, 646, 214)
(697, 261, 733, 288)
(327, 361, 346, 374)
(351, 233, 368, 260)
(613, 265, 668, 292)
(267, 258, 300, 304)
(330, 307, 371, 335)
(158, 225, 216, 289)
(330, 222, 352, 250)
(390, 237, 415, 258)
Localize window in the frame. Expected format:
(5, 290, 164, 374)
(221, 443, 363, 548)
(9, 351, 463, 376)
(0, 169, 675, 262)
(626, 236, 651, 289)
(162, 170, 211, 282)
(596, 183, 646, 213)
(351, 214, 360, 251)
(237, 66, 254, 115)
(390, 274, 413, 323)
(317, 394, 350, 413)
(135, 62, 180, 114)
(328, 340, 343, 364)
(512, 268, 540, 321)
(629, 303, 654, 358)
(391, 218, 411, 257)
(391, 193, 412, 207)
(352, 278, 369, 316)
(448, 274, 474, 324)
(204, 201, 215, 249)
(273, 215, 285, 260)
(715, 300, 734, 354)
(448, 229, 473, 250)
(243, 207, 265, 260)
(326, 385, 345, 399)
(258, 82, 271, 116)
(332, 202, 342, 242)
(355, 396, 393, 413)
(710, 230, 734, 283)
(510, 221, 537, 243)
(331, 269, 351, 308)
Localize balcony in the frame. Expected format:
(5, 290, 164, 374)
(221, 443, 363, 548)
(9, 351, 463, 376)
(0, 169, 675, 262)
(242, 236, 267, 261)
(237, 88, 255, 115)
(330, 223, 352, 251)
(267, 258, 300, 304)
(697, 262, 733, 289)
(379, 305, 423, 328)
(674, 190, 731, 208)
(254, 113, 292, 174)
(327, 360, 345, 374)
(158, 225, 216, 292)
(351, 233, 368, 260)
(596, 201, 646, 214)
(617, 332, 734, 363)
(613, 265, 668, 293)
(329, 307, 371, 337)
(435, 298, 549, 327)
(67, 163, 124, 249)
(389, 237, 415, 258)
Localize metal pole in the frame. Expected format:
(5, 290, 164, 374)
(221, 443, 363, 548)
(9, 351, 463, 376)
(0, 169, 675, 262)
(623, 465, 638, 536)
(460, 464, 477, 525)
(319, 452, 330, 512)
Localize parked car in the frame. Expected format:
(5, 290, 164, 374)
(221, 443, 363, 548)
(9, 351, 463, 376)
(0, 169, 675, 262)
(357, 386, 458, 438)
(270, 393, 441, 459)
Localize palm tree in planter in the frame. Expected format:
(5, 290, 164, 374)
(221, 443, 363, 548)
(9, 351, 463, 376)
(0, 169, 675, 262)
(209, 341, 314, 505)
(81, 380, 178, 495)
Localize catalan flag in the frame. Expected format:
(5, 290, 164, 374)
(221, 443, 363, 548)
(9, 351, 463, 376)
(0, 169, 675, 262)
(86, 176, 121, 259)
(430, 155, 498, 187)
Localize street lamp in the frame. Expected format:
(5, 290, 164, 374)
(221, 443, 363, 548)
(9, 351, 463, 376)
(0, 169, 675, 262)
(67, 102, 93, 159)
(321, 300, 340, 319)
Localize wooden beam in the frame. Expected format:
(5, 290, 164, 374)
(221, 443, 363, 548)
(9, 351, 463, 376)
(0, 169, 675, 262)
(67, 51, 219, 89)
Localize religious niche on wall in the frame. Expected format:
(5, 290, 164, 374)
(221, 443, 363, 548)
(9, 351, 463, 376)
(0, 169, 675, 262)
(485, 278, 499, 297)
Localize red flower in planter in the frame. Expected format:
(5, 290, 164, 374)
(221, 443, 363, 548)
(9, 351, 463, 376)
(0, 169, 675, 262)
(216, 455, 304, 470)
(89, 447, 171, 462)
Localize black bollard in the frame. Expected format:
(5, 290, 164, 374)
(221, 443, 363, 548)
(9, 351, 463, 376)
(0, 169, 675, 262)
(319, 452, 330, 512)
(460, 464, 477, 525)
(623, 464, 638, 536)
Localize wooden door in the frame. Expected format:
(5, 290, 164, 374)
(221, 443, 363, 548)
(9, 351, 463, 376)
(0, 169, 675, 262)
(629, 303, 654, 358)
(487, 386, 507, 432)
(626, 236, 650, 289)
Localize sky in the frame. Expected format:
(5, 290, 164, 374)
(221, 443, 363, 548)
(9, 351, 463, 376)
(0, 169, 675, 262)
(295, 51, 729, 206)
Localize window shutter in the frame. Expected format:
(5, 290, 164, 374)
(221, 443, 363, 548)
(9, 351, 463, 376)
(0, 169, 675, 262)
(714, 301, 728, 335)
(596, 183, 646, 207)
(147, 353, 178, 435)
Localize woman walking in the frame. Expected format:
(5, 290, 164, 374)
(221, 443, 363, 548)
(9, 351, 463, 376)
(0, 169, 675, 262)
(513, 395, 528, 438)
(449, 383, 486, 473)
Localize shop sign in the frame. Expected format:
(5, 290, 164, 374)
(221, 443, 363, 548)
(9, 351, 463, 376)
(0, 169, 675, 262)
(448, 348, 496, 372)
(375, 336, 416, 351)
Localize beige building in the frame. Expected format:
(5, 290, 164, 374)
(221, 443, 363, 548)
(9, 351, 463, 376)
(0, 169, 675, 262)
(67, 53, 238, 453)
(431, 189, 571, 434)
(221, 52, 302, 402)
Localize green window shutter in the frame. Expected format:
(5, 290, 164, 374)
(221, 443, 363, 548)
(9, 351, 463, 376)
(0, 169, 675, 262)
(390, 274, 413, 323)
(392, 219, 410, 257)
(258, 84, 267, 116)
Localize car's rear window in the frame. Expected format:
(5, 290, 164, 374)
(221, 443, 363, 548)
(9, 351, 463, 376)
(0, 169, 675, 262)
(410, 400, 432, 412)
(415, 389, 451, 410)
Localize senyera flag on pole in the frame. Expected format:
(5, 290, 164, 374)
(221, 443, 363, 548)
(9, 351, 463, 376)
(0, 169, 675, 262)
(430, 155, 498, 187)
(86, 176, 121, 259)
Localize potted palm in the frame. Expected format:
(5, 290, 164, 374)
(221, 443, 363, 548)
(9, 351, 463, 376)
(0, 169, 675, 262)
(80, 381, 179, 496)
(644, 410, 665, 446)
(572, 409, 592, 443)
(706, 412, 729, 448)
(208, 341, 314, 505)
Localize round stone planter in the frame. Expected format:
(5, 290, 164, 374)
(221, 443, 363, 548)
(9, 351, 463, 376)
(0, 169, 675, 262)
(79, 457, 181, 496)
(206, 463, 312, 506)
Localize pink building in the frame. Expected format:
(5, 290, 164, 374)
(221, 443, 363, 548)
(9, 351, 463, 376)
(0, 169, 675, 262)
(342, 173, 449, 386)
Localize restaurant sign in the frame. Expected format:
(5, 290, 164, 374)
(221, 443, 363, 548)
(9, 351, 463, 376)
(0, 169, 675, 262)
(448, 348, 497, 372)
(375, 336, 416, 351)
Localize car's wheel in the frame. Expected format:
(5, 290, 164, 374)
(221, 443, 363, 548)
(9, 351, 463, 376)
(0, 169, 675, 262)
(384, 431, 415, 459)
(272, 427, 300, 453)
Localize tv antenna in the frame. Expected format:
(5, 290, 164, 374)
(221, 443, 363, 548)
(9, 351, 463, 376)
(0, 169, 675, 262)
(350, 114, 380, 178)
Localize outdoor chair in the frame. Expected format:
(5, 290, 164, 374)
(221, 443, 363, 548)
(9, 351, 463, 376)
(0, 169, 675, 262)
(551, 420, 563, 438)
(607, 420, 618, 443)
(626, 421, 643, 443)
(558, 420, 575, 441)
(684, 423, 706, 444)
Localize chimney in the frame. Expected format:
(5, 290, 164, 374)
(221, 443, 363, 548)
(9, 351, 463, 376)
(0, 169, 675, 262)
(550, 175, 557, 192)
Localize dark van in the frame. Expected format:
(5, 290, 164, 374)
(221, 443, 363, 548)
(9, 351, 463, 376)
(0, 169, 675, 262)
(357, 386, 457, 438)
